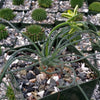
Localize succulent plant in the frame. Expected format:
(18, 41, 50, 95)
(70, 0, 84, 8)
(89, 2, 100, 12)
(0, 24, 8, 40)
(24, 25, 45, 42)
(13, 0, 24, 5)
(38, 0, 52, 8)
(0, 8, 16, 21)
(32, 8, 47, 21)
(6, 84, 16, 100)
(63, 9, 83, 21)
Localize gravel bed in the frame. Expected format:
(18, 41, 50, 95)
(2, 0, 31, 11)
(88, 13, 100, 26)
(23, 11, 55, 24)
(0, 27, 100, 100)
(31, 0, 59, 13)
(10, 11, 25, 23)
(0, 27, 99, 99)
(6, 52, 96, 100)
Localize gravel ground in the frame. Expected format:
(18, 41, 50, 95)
(0, 26, 100, 100)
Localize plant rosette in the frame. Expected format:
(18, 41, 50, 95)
(31, 0, 59, 13)
(59, 1, 88, 13)
(2, 0, 31, 11)
(23, 10, 55, 24)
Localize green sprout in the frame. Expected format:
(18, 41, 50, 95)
(6, 84, 16, 100)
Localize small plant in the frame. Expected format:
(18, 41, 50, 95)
(24, 25, 45, 42)
(38, 0, 52, 8)
(70, 0, 84, 8)
(63, 9, 83, 21)
(50, 5, 87, 44)
(13, 0, 24, 5)
(89, 2, 100, 12)
(0, 8, 16, 21)
(32, 8, 47, 21)
(0, 46, 2, 56)
(0, 24, 8, 40)
(6, 84, 15, 100)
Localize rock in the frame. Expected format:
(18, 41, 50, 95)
(54, 86, 59, 92)
(37, 91, 45, 98)
(27, 87, 35, 92)
(50, 78, 56, 86)
(64, 67, 70, 72)
(27, 66, 35, 72)
(22, 81, 30, 87)
(65, 82, 70, 86)
(26, 72, 36, 80)
(20, 70, 27, 76)
(4, 53, 10, 60)
(47, 78, 51, 84)
(36, 72, 46, 82)
(71, 63, 79, 68)
(29, 79, 36, 83)
(52, 75, 59, 82)
(33, 68, 40, 75)
(78, 72, 86, 81)
(81, 63, 89, 71)
(18, 63, 26, 67)
(12, 59, 19, 65)
(27, 92, 32, 96)
(58, 79, 65, 86)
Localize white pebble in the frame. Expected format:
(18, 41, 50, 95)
(52, 76, 59, 81)
(38, 91, 44, 98)
(54, 86, 59, 92)
(47, 78, 51, 84)
(27, 93, 32, 96)
(81, 63, 89, 71)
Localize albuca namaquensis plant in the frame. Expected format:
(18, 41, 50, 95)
(0, 24, 8, 40)
(38, 0, 52, 8)
(32, 8, 47, 21)
(89, 2, 100, 12)
(24, 25, 45, 42)
(70, 0, 84, 8)
(13, 0, 24, 5)
(0, 8, 16, 21)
